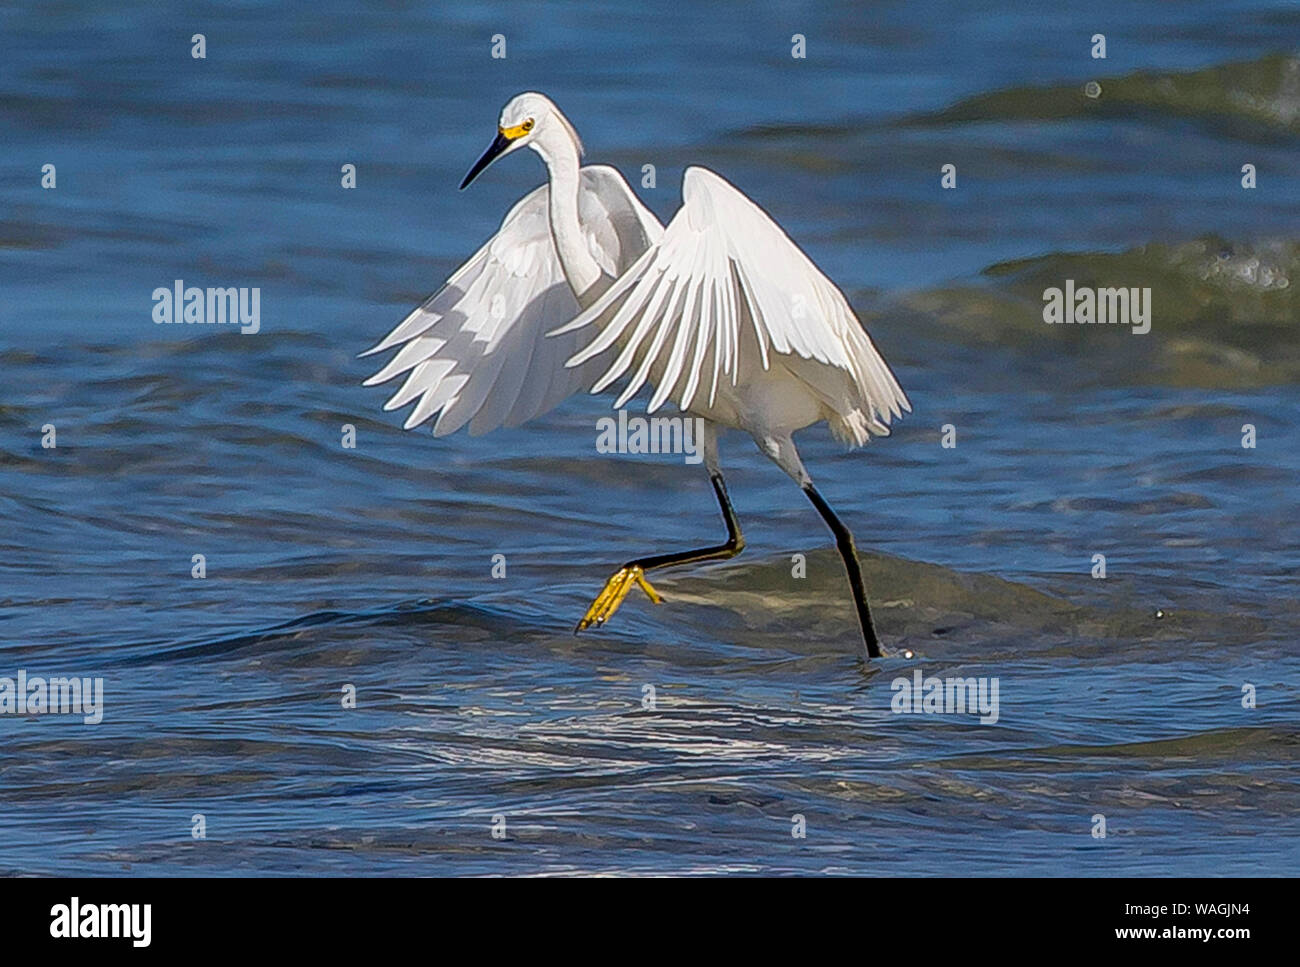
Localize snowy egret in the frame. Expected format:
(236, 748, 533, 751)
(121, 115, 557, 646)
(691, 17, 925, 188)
(362, 92, 910, 659)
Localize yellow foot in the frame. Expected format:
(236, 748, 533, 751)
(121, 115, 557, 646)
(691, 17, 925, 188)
(575, 565, 663, 632)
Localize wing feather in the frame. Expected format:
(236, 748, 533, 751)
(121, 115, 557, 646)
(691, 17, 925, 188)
(553, 167, 909, 442)
(363, 166, 661, 435)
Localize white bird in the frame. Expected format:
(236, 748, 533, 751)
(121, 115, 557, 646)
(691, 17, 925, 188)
(362, 92, 910, 659)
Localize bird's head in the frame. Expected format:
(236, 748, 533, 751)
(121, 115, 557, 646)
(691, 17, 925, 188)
(459, 91, 583, 189)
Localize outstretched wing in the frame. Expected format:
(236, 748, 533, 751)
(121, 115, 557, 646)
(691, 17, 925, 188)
(552, 166, 909, 441)
(362, 165, 660, 436)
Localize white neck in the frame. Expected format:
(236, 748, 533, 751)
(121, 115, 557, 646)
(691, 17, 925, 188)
(530, 124, 604, 306)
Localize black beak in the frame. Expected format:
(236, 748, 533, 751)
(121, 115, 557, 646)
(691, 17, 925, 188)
(460, 131, 512, 190)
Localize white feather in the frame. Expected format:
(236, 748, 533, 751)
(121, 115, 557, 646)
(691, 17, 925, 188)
(363, 165, 659, 436)
(553, 167, 910, 446)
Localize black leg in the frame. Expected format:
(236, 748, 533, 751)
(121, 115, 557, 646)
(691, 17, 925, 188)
(629, 472, 744, 572)
(575, 472, 745, 632)
(801, 484, 882, 659)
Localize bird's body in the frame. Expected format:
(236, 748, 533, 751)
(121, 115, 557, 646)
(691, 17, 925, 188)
(363, 92, 910, 658)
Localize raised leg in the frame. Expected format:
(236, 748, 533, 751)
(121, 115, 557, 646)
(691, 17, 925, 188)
(576, 421, 744, 632)
(575, 471, 745, 631)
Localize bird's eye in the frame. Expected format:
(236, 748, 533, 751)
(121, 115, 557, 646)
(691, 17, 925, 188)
(521, 119, 534, 132)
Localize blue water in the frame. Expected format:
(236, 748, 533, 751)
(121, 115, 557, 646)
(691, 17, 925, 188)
(1, 1, 1298, 875)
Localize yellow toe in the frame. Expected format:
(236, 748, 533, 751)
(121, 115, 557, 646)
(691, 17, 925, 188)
(633, 569, 663, 604)
(575, 565, 663, 632)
